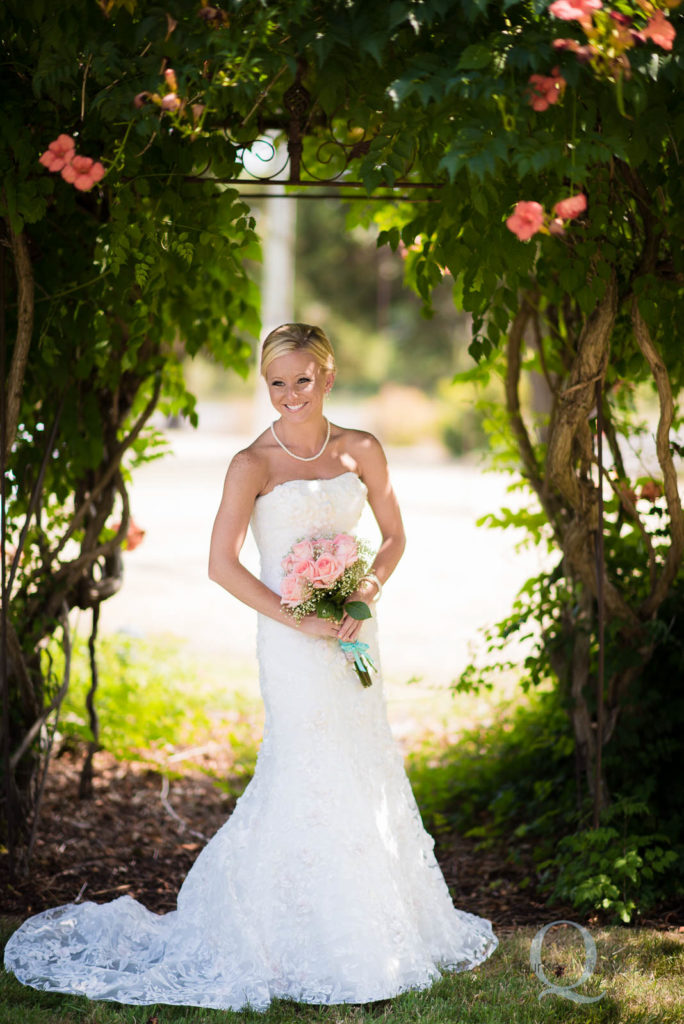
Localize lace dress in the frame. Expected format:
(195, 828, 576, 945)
(4, 472, 497, 1010)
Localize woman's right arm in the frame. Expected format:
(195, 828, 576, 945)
(208, 453, 338, 638)
(208, 451, 286, 622)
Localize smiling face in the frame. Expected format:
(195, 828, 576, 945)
(265, 351, 334, 421)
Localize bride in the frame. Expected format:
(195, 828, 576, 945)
(4, 323, 497, 1010)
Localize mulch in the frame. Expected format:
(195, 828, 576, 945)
(2, 747, 682, 933)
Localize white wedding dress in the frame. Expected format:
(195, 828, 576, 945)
(4, 472, 497, 1010)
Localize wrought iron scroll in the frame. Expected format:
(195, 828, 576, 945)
(217, 63, 440, 191)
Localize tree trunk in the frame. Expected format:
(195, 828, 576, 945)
(3, 226, 34, 461)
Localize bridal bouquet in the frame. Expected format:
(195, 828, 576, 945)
(279, 533, 377, 686)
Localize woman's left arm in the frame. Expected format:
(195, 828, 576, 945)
(337, 433, 406, 642)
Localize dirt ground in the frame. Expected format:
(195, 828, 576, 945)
(1, 748, 556, 929)
(2, 748, 681, 934)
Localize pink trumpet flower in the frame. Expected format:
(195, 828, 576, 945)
(160, 92, 181, 112)
(641, 10, 676, 51)
(549, 0, 602, 28)
(506, 201, 545, 241)
(552, 37, 595, 61)
(38, 134, 75, 172)
(553, 193, 587, 219)
(61, 155, 106, 191)
(527, 67, 566, 111)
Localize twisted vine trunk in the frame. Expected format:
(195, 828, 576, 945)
(505, 275, 684, 818)
(1, 213, 164, 871)
(3, 226, 34, 462)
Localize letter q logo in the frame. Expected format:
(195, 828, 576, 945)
(530, 920, 605, 1003)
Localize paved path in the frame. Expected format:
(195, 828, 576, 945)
(100, 407, 547, 697)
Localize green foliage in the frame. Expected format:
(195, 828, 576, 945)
(409, 685, 683, 922)
(2, 0, 266, 637)
(601, 575, 684, 845)
(1, 0, 268, 844)
(429, 556, 684, 919)
(364, 6, 684, 362)
(60, 635, 213, 759)
(549, 802, 679, 923)
(59, 633, 261, 790)
(456, 567, 570, 697)
(408, 686, 575, 850)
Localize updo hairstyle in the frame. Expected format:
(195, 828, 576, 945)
(260, 323, 336, 377)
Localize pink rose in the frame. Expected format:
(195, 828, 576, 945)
(553, 193, 587, 219)
(333, 533, 358, 568)
(281, 573, 310, 606)
(292, 559, 315, 581)
(549, 0, 601, 27)
(312, 554, 345, 589)
(641, 10, 675, 51)
(506, 201, 545, 241)
(317, 538, 335, 553)
(291, 539, 315, 561)
(281, 553, 296, 573)
(38, 134, 75, 172)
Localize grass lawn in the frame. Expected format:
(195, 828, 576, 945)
(1, 921, 682, 1024)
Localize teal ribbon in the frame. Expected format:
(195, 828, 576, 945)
(339, 640, 377, 676)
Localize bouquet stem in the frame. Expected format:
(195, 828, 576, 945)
(338, 640, 376, 687)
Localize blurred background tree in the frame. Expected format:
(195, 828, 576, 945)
(294, 200, 469, 390)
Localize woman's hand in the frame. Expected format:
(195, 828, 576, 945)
(337, 581, 376, 642)
(295, 613, 341, 639)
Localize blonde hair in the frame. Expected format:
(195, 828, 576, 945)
(260, 323, 336, 377)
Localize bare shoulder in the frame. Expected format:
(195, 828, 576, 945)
(223, 436, 270, 498)
(332, 426, 388, 487)
(339, 427, 387, 467)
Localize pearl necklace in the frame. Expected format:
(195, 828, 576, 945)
(271, 418, 331, 462)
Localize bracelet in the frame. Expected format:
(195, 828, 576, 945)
(360, 573, 383, 602)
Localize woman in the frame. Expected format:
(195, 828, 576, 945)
(4, 323, 497, 1010)
(208, 322, 405, 647)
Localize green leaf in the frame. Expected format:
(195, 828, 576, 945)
(361, 166, 384, 194)
(457, 44, 491, 71)
(344, 601, 372, 620)
(316, 600, 342, 620)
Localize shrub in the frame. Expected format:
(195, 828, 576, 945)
(547, 799, 679, 923)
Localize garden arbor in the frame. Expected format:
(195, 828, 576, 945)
(2, 0, 683, 905)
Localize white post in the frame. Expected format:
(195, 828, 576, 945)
(253, 156, 297, 432)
